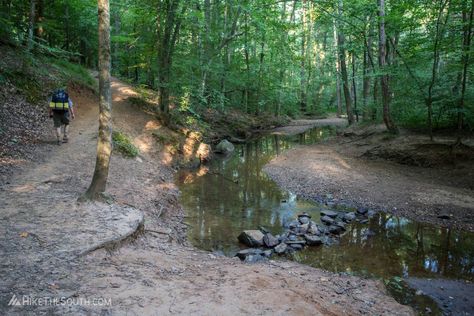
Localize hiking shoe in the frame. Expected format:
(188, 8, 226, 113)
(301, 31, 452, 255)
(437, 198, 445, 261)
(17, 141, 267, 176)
(57, 139, 62, 145)
(63, 137, 68, 143)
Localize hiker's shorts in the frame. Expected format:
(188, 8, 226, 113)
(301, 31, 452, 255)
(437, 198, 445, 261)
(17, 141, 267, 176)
(52, 110, 70, 127)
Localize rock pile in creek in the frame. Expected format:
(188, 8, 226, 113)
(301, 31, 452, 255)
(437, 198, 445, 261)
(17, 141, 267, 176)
(236, 208, 375, 263)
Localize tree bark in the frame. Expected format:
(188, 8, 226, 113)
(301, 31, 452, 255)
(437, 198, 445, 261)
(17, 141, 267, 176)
(377, 0, 397, 132)
(457, 0, 474, 143)
(351, 50, 358, 121)
(84, 0, 112, 200)
(158, 0, 185, 122)
(300, 0, 307, 113)
(333, 19, 342, 117)
(27, 0, 36, 52)
(337, 0, 354, 125)
(34, 0, 44, 39)
(426, 0, 449, 140)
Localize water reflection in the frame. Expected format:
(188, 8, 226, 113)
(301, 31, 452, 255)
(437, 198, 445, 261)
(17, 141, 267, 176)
(294, 213, 474, 281)
(177, 127, 474, 282)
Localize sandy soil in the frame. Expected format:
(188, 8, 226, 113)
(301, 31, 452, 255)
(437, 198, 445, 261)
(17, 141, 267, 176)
(0, 79, 413, 315)
(271, 118, 347, 136)
(264, 124, 474, 232)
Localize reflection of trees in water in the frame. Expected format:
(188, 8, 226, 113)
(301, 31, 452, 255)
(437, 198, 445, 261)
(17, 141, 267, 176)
(179, 135, 297, 252)
(178, 130, 474, 280)
(300, 213, 474, 280)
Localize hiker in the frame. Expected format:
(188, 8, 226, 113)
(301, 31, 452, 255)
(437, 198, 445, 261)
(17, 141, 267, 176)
(48, 87, 75, 145)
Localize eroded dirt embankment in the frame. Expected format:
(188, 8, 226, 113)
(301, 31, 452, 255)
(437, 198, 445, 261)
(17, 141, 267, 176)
(0, 80, 413, 315)
(264, 124, 474, 232)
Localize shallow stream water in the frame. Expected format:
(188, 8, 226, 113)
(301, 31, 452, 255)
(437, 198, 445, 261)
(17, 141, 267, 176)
(176, 127, 474, 314)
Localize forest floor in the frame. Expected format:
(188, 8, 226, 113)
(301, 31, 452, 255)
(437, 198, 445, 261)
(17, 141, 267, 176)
(265, 123, 474, 232)
(0, 78, 413, 315)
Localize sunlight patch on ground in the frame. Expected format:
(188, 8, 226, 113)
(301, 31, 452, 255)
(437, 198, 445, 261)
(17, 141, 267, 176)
(144, 120, 161, 131)
(10, 183, 36, 193)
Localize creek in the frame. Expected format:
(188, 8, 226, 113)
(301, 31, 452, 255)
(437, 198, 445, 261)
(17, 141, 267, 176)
(176, 126, 474, 314)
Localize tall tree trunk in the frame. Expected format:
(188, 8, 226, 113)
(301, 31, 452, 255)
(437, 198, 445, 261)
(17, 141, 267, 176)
(84, 0, 112, 200)
(243, 11, 250, 113)
(377, 0, 397, 132)
(337, 0, 354, 125)
(27, 0, 36, 52)
(65, 4, 70, 51)
(112, 8, 121, 75)
(34, 0, 43, 39)
(333, 19, 342, 117)
(362, 44, 370, 119)
(276, 0, 295, 116)
(300, 0, 307, 113)
(351, 50, 358, 121)
(426, 0, 449, 140)
(457, 0, 474, 143)
(256, 32, 265, 115)
(158, 0, 185, 122)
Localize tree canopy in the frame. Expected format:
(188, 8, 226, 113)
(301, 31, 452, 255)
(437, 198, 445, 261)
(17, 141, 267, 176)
(2, 0, 473, 134)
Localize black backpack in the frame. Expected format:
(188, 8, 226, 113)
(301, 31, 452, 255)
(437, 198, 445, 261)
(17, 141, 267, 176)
(50, 89, 69, 111)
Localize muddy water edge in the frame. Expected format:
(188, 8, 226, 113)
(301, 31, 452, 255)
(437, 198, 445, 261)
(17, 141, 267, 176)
(176, 127, 474, 315)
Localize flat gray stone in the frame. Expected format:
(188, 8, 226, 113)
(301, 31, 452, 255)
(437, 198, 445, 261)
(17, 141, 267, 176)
(238, 230, 264, 247)
(320, 210, 338, 218)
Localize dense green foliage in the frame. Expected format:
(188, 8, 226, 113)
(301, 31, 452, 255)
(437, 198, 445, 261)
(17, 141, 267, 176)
(1, 0, 473, 133)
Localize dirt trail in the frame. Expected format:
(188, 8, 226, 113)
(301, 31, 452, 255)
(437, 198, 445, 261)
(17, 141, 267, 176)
(0, 78, 413, 315)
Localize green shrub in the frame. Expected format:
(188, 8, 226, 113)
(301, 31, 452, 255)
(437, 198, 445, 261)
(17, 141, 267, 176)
(112, 131, 139, 158)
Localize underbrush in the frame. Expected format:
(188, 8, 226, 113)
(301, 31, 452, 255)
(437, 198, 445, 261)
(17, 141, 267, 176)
(0, 45, 96, 103)
(126, 84, 290, 145)
(112, 131, 139, 158)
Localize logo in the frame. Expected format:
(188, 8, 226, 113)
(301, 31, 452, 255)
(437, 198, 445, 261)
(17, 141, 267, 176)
(5, 294, 112, 307)
(8, 295, 22, 306)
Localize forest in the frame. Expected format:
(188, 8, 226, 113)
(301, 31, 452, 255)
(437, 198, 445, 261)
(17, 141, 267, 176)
(2, 0, 473, 135)
(1, 0, 474, 315)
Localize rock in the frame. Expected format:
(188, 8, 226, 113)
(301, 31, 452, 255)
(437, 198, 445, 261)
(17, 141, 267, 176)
(359, 219, 369, 224)
(263, 233, 279, 248)
(317, 224, 328, 234)
(244, 254, 266, 263)
(295, 223, 309, 234)
(342, 212, 356, 222)
(262, 249, 273, 257)
(287, 234, 298, 241)
(357, 207, 368, 215)
(329, 225, 344, 235)
(215, 139, 235, 155)
(238, 230, 264, 247)
(274, 243, 288, 254)
(307, 224, 320, 235)
(289, 243, 303, 250)
(320, 210, 338, 218)
(304, 234, 322, 246)
(298, 213, 311, 224)
(286, 240, 306, 245)
(287, 220, 299, 229)
(334, 221, 346, 231)
(367, 210, 376, 218)
(235, 248, 263, 260)
(321, 215, 335, 225)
